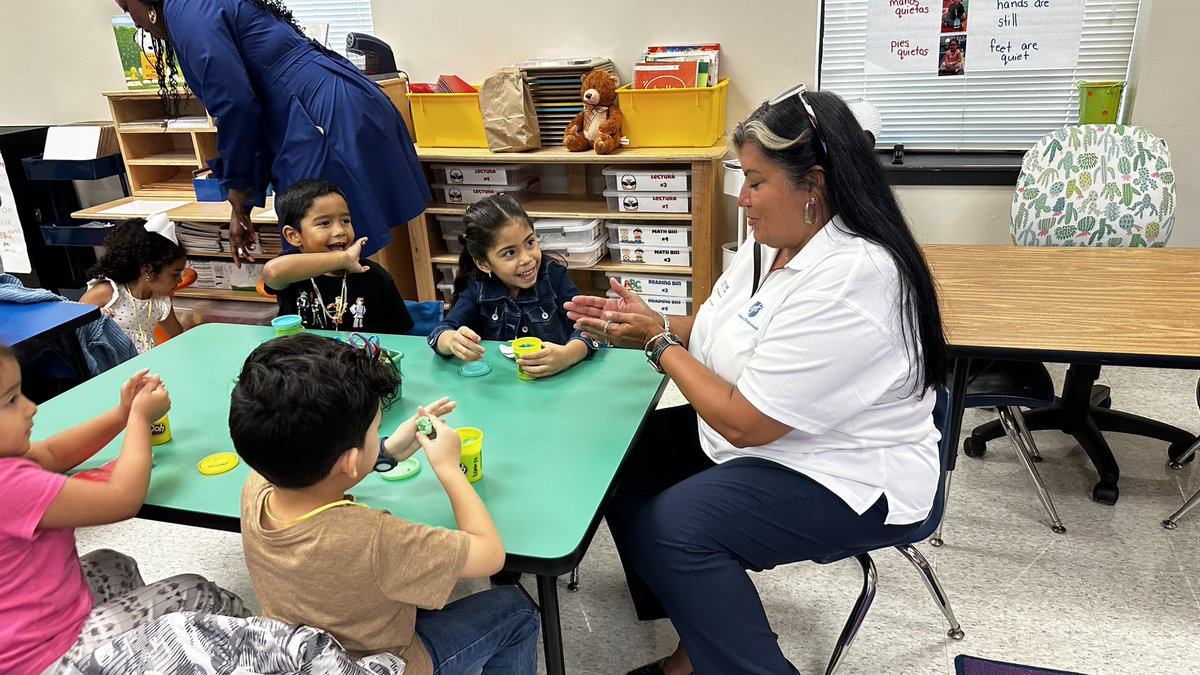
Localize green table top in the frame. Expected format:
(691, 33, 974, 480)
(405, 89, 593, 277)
(33, 324, 665, 572)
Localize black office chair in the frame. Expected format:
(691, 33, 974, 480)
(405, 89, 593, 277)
(814, 387, 964, 675)
(1162, 378, 1200, 530)
(954, 360, 1067, 535)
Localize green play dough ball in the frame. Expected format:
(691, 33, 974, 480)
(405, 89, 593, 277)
(416, 417, 434, 435)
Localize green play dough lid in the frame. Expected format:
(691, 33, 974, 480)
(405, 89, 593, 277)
(459, 362, 492, 377)
(379, 457, 421, 481)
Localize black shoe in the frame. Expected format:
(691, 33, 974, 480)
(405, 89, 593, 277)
(489, 570, 523, 586)
(627, 656, 694, 675)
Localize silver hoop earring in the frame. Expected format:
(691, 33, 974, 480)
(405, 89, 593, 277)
(803, 196, 816, 225)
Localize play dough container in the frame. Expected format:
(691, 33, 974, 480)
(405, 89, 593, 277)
(271, 314, 303, 337)
(512, 337, 543, 381)
(458, 427, 484, 483)
(150, 413, 171, 446)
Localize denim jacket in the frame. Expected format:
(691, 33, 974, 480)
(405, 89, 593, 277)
(427, 260, 599, 355)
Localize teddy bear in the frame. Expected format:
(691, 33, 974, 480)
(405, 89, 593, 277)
(563, 69, 623, 155)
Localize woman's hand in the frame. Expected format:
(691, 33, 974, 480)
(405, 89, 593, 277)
(440, 326, 486, 361)
(227, 188, 259, 267)
(566, 278, 665, 349)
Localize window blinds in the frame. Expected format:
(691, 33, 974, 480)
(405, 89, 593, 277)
(286, 0, 375, 60)
(818, 0, 1141, 150)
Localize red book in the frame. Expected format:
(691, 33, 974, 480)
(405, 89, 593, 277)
(436, 75, 477, 93)
(633, 61, 700, 89)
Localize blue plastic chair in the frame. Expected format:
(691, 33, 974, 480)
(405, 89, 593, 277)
(404, 300, 444, 337)
(815, 387, 965, 675)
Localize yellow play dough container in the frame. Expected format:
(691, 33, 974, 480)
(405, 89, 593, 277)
(457, 427, 483, 483)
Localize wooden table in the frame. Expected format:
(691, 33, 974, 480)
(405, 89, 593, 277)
(924, 245, 1200, 503)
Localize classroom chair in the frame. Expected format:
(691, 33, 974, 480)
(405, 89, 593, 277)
(966, 123, 1190, 505)
(1162, 378, 1200, 530)
(814, 387, 964, 675)
(405, 300, 444, 337)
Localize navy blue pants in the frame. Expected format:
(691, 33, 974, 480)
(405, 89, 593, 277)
(604, 405, 921, 675)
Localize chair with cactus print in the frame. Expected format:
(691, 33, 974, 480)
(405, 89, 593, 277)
(965, 124, 1192, 507)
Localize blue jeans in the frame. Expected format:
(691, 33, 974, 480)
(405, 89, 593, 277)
(415, 586, 540, 675)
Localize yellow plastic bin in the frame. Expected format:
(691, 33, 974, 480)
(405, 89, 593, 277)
(1078, 81, 1125, 124)
(407, 90, 488, 148)
(617, 79, 728, 148)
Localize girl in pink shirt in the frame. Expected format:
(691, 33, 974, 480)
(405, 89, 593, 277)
(0, 344, 244, 675)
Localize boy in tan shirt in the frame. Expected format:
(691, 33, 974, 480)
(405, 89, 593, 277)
(229, 334, 539, 674)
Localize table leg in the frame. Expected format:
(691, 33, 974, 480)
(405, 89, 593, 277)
(932, 357, 970, 547)
(62, 333, 92, 382)
(537, 573, 565, 675)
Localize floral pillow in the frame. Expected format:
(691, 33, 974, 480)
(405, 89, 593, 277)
(1011, 124, 1175, 247)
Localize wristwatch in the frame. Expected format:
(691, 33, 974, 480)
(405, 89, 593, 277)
(645, 332, 684, 374)
(374, 436, 397, 472)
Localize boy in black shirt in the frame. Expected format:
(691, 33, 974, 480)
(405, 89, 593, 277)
(265, 180, 413, 334)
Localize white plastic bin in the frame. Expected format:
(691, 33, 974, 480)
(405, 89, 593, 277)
(436, 215, 465, 238)
(436, 282, 454, 304)
(607, 221, 692, 247)
(431, 163, 532, 185)
(442, 232, 464, 254)
(546, 231, 608, 268)
(433, 176, 539, 204)
(172, 298, 278, 329)
(605, 272, 692, 298)
(607, 241, 692, 267)
(535, 218, 604, 247)
(607, 290, 692, 316)
(602, 165, 692, 192)
(435, 263, 459, 285)
(602, 189, 690, 213)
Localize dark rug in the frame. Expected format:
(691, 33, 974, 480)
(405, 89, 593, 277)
(955, 654, 1088, 675)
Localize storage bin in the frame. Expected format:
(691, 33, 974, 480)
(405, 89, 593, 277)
(192, 178, 227, 202)
(433, 176, 539, 204)
(607, 221, 692, 246)
(407, 90, 488, 148)
(603, 189, 690, 213)
(608, 241, 691, 267)
(442, 232, 464, 254)
(616, 79, 728, 148)
(436, 215, 465, 238)
(605, 272, 692, 298)
(435, 263, 459, 285)
(535, 218, 605, 247)
(432, 163, 532, 185)
(436, 282, 454, 304)
(607, 290, 693, 316)
(602, 165, 692, 192)
(172, 298, 278, 329)
(546, 231, 608, 268)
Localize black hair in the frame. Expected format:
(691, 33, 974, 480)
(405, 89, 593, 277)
(87, 219, 188, 285)
(138, 0, 303, 118)
(731, 89, 947, 391)
(0, 343, 13, 365)
(451, 193, 536, 306)
(276, 179, 348, 231)
(229, 333, 400, 489)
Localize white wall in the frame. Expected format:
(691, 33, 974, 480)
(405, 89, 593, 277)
(1, 0, 1194, 246)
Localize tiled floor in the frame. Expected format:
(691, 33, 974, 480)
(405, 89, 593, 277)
(76, 364, 1200, 674)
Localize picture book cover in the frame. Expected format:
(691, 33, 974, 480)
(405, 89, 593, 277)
(633, 61, 700, 89)
(111, 15, 186, 90)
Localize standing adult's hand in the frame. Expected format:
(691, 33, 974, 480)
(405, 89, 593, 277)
(227, 188, 259, 268)
(565, 278, 664, 349)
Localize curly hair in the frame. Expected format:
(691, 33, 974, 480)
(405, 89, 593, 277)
(87, 220, 188, 285)
(229, 333, 401, 488)
(140, 0, 303, 117)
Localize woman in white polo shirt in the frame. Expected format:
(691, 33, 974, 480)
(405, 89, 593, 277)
(566, 86, 947, 675)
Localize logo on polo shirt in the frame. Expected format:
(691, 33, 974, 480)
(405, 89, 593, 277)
(738, 300, 766, 331)
(747, 301, 763, 318)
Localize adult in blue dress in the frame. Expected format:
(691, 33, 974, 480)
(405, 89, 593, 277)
(116, 0, 431, 267)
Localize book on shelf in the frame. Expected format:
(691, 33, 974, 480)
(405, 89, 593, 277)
(436, 75, 476, 93)
(641, 43, 720, 87)
(633, 61, 701, 89)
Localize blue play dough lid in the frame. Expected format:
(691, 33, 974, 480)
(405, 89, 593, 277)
(459, 362, 492, 378)
(271, 315, 302, 328)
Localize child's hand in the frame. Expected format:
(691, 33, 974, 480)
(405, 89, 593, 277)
(517, 342, 581, 379)
(386, 398, 458, 460)
(342, 237, 370, 274)
(444, 326, 486, 361)
(128, 376, 171, 424)
(117, 368, 152, 416)
(416, 414, 462, 476)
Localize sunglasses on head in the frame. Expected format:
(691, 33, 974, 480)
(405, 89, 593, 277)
(768, 83, 828, 156)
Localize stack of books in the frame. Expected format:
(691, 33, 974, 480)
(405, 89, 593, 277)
(512, 57, 616, 142)
(632, 43, 721, 89)
(176, 222, 222, 254)
(217, 227, 283, 257)
(408, 75, 476, 94)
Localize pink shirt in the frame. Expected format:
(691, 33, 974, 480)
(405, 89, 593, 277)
(0, 458, 92, 675)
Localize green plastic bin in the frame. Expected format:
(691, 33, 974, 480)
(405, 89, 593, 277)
(1078, 81, 1125, 124)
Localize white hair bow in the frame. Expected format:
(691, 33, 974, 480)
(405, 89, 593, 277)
(144, 211, 178, 244)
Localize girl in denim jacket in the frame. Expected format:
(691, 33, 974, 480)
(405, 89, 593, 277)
(428, 193, 598, 378)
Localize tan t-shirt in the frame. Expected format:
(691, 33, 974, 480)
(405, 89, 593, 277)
(240, 472, 470, 675)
